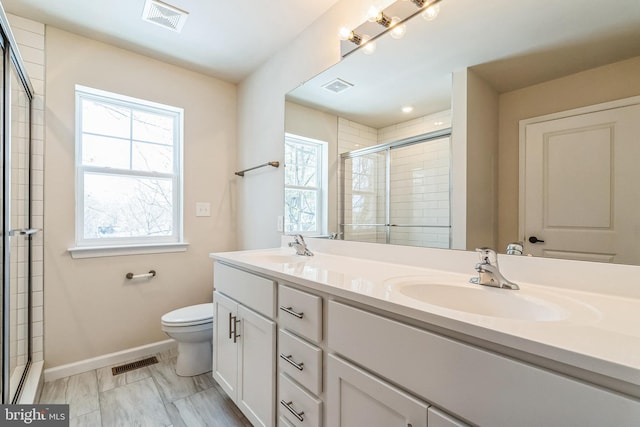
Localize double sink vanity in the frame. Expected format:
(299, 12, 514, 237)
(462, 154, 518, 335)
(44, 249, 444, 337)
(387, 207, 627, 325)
(209, 238, 640, 426)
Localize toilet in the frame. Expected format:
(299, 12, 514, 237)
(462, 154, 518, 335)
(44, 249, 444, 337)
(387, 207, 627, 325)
(161, 303, 214, 376)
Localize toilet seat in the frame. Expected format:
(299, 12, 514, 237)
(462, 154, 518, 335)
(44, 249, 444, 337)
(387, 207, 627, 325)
(161, 303, 213, 327)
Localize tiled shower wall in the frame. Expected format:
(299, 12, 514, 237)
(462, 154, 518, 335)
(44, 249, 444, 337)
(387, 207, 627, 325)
(338, 111, 451, 247)
(8, 14, 45, 364)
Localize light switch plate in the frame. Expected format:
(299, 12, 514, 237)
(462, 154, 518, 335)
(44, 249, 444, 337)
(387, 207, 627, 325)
(277, 216, 284, 232)
(196, 202, 211, 217)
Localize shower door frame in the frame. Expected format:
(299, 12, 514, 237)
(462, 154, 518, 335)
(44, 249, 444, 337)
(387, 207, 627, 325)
(339, 127, 452, 246)
(0, 10, 35, 404)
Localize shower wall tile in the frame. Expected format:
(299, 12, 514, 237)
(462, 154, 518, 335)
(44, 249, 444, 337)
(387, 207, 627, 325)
(8, 14, 46, 364)
(339, 110, 452, 248)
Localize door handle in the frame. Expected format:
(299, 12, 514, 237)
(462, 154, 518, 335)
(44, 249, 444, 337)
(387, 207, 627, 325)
(528, 236, 545, 244)
(8, 228, 40, 236)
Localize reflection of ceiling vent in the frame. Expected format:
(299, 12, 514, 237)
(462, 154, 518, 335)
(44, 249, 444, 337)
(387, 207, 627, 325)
(322, 78, 354, 94)
(142, 0, 189, 33)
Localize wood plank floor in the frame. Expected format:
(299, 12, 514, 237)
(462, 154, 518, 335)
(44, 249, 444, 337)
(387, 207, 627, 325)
(39, 348, 252, 427)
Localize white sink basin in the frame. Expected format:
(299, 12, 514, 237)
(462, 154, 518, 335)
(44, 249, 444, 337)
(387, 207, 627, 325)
(397, 283, 568, 321)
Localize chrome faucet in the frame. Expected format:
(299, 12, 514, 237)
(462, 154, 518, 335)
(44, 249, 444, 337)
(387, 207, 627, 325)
(470, 248, 519, 290)
(288, 234, 313, 256)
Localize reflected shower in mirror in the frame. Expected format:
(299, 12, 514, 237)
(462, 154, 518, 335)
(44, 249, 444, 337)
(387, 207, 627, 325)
(284, 0, 640, 265)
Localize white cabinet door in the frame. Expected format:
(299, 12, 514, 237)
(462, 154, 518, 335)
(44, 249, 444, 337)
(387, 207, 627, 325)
(237, 304, 276, 427)
(213, 291, 238, 399)
(327, 354, 428, 427)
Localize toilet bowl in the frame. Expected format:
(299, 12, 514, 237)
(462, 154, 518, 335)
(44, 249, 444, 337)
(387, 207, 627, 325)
(161, 303, 213, 377)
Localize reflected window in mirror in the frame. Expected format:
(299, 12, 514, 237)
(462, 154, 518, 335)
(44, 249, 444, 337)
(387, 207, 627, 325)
(284, 134, 328, 235)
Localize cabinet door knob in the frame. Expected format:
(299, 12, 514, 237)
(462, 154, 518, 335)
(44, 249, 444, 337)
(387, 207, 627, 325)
(280, 400, 304, 422)
(280, 306, 304, 319)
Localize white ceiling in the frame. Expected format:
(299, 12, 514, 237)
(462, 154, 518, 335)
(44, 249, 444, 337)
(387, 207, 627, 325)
(287, 0, 640, 128)
(1, 0, 342, 82)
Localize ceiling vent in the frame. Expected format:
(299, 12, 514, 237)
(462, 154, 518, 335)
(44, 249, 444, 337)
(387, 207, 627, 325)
(322, 78, 354, 94)
(142, 0, 189, 33)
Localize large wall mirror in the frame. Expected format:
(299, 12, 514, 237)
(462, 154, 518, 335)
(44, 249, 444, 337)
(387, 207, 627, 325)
(284, 0, 640, 265)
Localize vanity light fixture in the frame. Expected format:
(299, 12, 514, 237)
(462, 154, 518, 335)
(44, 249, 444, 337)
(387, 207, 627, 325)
(408, 0, 442, 21)
(338, 27, 364, 45)
(339, 28, 377, 54)
(340, 0, 444, 56)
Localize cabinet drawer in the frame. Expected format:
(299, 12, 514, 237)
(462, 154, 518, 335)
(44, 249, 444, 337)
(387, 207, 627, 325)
(214, 262, 276, 318)
(279, 285, 322, 342)
(279, 416, 295, 427)
(279, 373, 322, 427)
(328, 300, 640, 426)
(428, 407, 469, 427)
(278, 329, 322, 395)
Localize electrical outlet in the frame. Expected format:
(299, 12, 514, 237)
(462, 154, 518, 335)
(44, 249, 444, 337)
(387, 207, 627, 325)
(196, 202, 211, 217)
(277, 216, 284, 232)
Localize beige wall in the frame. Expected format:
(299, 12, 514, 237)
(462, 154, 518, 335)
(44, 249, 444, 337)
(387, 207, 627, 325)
(497, 56, 640, 250)
(45, 27, 237, 367)
(237, 0, 375, 249)
(466, 69, 499, 250)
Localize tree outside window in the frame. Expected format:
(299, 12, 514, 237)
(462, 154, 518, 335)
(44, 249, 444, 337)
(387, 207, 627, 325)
(284, 135, 326, 235)
(75, 86, 183, 247)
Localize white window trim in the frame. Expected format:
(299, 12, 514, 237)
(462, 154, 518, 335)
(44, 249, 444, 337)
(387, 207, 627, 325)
(72, 85, 185, 256)
(284, 133, 328, 236)
(68, 242, 189, 259)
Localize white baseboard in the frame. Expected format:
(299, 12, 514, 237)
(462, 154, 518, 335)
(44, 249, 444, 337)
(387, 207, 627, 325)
(44, 339, 177, 382)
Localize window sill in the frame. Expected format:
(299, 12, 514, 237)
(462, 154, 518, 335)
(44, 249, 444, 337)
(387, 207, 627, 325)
(68, 242, 189, 259)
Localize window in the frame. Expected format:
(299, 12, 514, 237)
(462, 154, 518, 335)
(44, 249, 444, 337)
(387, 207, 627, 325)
(73, 85, 184, 254)
(284, 134, 327, 235)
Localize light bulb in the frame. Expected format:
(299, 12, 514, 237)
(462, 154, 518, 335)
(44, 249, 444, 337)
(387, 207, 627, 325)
(367, 6, 381, 22)
(422, 3, 440, 21)
(402, 106, 414, 113)
(389, 17, 406, 39)
(361, 35, 376, 55)
(338, 27, 352, 41)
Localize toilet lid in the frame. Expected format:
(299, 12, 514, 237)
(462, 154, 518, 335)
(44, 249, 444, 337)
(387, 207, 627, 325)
(162, 303, 213, 326)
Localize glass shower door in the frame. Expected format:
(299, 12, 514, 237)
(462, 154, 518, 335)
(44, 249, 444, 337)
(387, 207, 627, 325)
(341, 151, 388, 243)
(388, 136, 451, 248)
(6, 59, 31, 403)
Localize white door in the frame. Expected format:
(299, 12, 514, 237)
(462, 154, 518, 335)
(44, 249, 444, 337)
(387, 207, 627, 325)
(327, 354, 428, 427)
(521, 102, 640, 263)
(237, 304, 276, 427)
(213, 291, 239, 400)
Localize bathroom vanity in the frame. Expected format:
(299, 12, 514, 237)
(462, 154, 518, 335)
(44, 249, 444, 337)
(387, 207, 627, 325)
(210, 239, 640, 427)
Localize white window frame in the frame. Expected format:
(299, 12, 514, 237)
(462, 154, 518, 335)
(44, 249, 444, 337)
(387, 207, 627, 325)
(284, 134, 328, 236)
(69, 85, 186, 258)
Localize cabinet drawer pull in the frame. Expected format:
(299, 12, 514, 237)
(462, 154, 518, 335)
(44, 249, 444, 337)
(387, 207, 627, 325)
(228, 313, 233, 339)
(280, 353, 304, 371)
(280, 400, 304, 422)
(232, 317, 241, 343)
(280, 306, 304, 319)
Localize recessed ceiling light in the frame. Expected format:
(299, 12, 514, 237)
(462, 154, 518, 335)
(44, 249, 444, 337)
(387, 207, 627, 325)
(142, 0, 189, 33)
(402, 106, 414, 113)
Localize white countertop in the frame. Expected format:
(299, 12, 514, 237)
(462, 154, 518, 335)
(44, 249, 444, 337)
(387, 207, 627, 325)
(210, 243, 640, 394)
